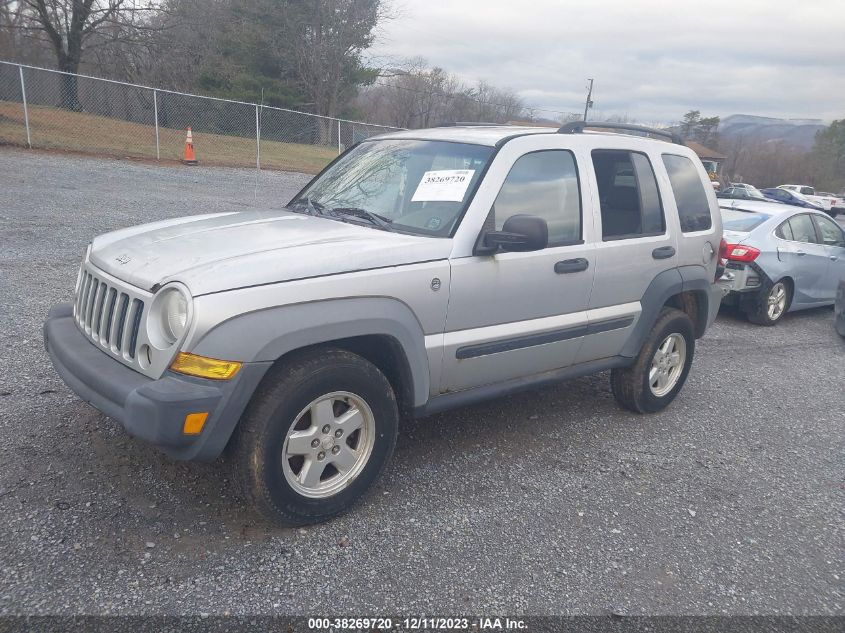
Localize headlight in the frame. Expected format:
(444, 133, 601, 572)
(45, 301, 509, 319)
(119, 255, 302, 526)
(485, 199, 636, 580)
(149, 285, 191, 348)
(160, 288, 188, 342)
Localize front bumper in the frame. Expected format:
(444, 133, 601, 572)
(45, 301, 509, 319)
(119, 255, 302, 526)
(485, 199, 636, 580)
(44, 304, 270, 461)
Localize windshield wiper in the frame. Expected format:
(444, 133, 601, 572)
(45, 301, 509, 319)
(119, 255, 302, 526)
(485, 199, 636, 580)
(329, 207, 395, 231)
(286, 196, 326, 216)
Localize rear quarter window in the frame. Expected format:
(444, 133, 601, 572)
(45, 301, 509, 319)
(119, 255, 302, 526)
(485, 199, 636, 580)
(662, 154, 713, 232)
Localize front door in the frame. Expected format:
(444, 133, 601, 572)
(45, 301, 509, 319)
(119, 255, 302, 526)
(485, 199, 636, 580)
(441, 148, 595, 393)
(812, 214, 845, 299)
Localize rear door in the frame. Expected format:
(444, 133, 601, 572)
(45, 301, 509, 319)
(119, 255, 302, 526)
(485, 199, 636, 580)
(774, 213, 830, 304)
(811, 214, 845, 299)
(577, 147, 676, 363)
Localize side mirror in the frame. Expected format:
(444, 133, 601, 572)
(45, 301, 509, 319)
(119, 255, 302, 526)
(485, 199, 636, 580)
(482, 214, 549, 252)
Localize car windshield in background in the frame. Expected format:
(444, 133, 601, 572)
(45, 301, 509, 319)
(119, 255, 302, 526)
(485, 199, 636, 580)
(720, 207, 769, 232)
(290, 139, 493, 236)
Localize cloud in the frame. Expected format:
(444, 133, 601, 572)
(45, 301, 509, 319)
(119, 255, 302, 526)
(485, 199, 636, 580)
(369, 0, 845, 123)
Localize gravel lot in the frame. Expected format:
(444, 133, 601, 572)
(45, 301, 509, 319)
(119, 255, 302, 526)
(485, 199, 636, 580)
(0, 148, 843, 616)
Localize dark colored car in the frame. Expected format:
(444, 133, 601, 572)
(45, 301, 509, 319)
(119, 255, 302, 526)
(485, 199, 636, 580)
(717, 186, 768, 201)
(761, 187, 824, 210)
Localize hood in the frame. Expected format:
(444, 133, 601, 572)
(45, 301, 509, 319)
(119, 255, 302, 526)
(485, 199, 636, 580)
(89, 209, 452, 295)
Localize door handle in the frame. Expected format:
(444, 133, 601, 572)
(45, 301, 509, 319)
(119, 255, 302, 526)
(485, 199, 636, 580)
(652, 246, 676, 260)
(554, 258, 589, 274)
(831, 255, 839, 261)
(796, 250, 806, 256)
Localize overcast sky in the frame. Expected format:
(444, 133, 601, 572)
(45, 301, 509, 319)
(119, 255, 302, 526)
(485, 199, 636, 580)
(367, 0, 845, 124)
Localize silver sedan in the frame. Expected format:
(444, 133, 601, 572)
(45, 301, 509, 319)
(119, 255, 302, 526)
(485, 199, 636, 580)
(717, 200, 845, 325)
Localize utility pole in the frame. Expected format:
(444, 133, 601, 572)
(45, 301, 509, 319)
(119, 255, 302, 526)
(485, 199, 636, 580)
(583, 79, 594, 121)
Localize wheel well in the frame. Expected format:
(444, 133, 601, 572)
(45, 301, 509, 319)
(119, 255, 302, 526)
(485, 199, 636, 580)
(664, 290, 708, 338)
(774, 276, 795, 306)
(270, 335, 414, 418)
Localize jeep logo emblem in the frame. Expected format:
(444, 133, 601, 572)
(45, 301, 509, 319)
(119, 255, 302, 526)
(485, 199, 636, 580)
(115, 253, 131, 265)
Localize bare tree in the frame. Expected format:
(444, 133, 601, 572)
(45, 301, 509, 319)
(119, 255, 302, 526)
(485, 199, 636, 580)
(19, 0, 156, 109)
(356, 57, 527, 128)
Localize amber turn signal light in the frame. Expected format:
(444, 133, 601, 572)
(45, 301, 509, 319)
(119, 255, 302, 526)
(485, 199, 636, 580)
(183, 412, 209, 435)
(170, 352, 241, 380)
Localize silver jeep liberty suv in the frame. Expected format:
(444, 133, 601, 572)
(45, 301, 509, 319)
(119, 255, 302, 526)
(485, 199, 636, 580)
(45, 121, 724, 525)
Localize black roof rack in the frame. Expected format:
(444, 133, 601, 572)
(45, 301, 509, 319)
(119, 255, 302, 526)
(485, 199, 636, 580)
(557, 120, 684, 145)
(441, 122, 511, 127)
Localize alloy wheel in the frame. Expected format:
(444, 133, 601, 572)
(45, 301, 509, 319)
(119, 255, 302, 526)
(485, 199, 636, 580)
(648, 333, 686, 397)
(282, 391, 376, 498)
(767, 282, 788, 321)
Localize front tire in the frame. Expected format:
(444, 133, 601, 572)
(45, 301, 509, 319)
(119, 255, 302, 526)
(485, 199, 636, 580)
(611, 307, 695, 414)
(231, 348, 399, 526)
(746, 279, 791, 326)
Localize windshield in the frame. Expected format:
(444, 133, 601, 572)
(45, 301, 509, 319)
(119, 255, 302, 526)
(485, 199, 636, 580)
(720, 207, 769, 232)
(291, 139, 494, 236)
(744, 186, 765, 198)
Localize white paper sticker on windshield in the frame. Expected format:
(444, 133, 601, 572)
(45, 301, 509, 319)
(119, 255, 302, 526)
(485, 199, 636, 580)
(412, 170, 475, 202)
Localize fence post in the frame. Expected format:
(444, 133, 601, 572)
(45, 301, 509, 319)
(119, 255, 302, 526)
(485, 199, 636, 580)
(337, 119, 342, 154)
(255, 104, 261, 171)
(19, 66, 32, 149)
(153, 89, 160, 160)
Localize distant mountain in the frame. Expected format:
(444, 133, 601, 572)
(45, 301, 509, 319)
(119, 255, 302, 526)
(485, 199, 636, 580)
(718, 114, 826, 150)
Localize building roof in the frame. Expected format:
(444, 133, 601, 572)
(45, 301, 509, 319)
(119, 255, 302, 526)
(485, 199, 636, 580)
(685, 140, 726, 160)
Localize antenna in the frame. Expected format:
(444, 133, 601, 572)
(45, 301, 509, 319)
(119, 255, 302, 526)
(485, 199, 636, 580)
(583, 79, 594, 122)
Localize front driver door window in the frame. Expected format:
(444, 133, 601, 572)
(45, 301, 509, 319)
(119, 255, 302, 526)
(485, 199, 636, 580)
(490, 150, 582, 245)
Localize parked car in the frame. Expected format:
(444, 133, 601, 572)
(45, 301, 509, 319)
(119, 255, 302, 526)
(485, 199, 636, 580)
(730, 183, 757, 191)
(778, 185, 835, 213)
(836, 280, 845, 337)
(718, 200, 845, 325)
(817, 192, 844, 218)
(761, 187, 825, 210)
(717, 185, 768, 201)
(44, 122, 724, 525)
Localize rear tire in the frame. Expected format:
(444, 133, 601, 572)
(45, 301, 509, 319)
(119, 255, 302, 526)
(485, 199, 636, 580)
(611, 307, 695, 414)
(746, 279, 791, 326)
(231, 348, 399, 526)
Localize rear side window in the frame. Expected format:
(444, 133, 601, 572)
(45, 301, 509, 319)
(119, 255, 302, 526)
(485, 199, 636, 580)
(786, 214, 818, 243)
(592, 150, 665, 240)
(662, 154, 712, 232)
(775, 221, 794, 241)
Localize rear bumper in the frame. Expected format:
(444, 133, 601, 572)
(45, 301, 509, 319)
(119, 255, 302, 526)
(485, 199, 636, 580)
(717, 261, 763, 296)
(44, 303, 270, 461)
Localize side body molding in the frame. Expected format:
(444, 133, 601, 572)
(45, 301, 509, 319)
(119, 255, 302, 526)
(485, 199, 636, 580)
(191, 297, 431, 407)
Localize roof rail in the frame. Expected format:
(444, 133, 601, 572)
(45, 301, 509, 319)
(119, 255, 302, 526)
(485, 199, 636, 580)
(442, 121, 510, 127)
(557, 120, 684, 145)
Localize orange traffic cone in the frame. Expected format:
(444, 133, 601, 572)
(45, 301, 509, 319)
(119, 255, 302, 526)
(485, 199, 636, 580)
(182, 127, 198, 165)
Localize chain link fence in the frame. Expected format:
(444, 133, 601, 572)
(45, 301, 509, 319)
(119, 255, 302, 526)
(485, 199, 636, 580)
(0, 61, 402, 174)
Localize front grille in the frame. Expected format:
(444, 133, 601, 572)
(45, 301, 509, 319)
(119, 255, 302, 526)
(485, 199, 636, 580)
(73, 263, 147, 363)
